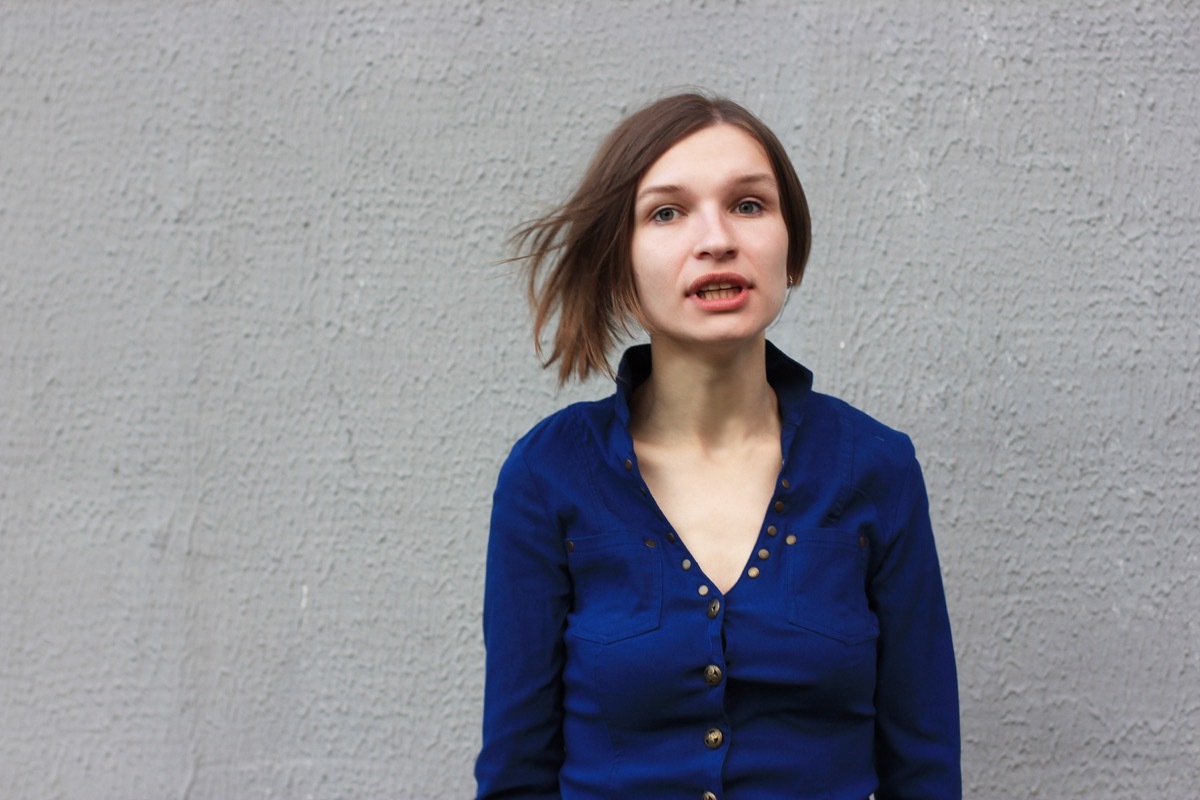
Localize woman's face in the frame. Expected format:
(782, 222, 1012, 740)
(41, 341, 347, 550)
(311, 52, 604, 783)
(630, 123, 790, 351)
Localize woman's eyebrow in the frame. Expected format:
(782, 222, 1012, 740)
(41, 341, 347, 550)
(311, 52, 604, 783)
(636, 173, 778, 204)
(730, 173, 778, 190)
(635, 183, 683, 204)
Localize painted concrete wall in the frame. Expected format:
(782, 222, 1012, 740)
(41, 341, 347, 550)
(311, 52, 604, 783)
(1, 1, 1196, 797)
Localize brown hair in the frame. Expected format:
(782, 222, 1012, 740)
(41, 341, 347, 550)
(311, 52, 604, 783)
(512, 92, 811, 384)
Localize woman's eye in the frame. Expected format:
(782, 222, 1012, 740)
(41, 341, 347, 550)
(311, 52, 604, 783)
(735, 200, 763, 215)
(651, 207, 678, 223)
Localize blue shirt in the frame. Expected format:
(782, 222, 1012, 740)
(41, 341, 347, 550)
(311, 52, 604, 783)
(476, 342, 960, 799)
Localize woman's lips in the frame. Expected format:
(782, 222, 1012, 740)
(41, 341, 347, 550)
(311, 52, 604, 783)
(687, 273, 750, 310)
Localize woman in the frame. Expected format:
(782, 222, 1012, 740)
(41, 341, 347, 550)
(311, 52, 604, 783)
(476, 93, 960, 799)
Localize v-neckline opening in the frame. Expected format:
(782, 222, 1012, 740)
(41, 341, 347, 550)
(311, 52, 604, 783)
(636, 467, 784, 599)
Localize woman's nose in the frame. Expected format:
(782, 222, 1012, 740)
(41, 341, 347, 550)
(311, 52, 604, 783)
(692, 210, 736, 260)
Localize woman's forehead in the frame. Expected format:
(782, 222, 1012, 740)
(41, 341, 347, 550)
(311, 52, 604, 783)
(638, 124, 775, 195)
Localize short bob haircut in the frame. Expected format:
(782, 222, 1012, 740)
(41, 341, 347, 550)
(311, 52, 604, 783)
(513, 92, 812, 384)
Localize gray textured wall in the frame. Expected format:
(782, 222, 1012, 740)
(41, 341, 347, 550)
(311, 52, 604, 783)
(1, 1, 1196, 797)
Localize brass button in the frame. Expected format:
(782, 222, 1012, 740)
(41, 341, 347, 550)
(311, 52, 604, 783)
(707, 598, 720, 618)
(566, 540, 575, 552)
(703, 793, 718, 800)
(773, 500, 785, 513)
(758, 548, 770, 560)
(747, 566, 760, 578)
(859, 535, 868, 548)
(766, 525, 778, 537)
(624, 458, 633, 470)
(704, 728, 724, 749)
(644, 538, 656, 548)
(698, 584, 709, 596)
(781, 478, 790, 489)
(703, 664, 723, 686)
(682, 559, 692, 571)
(785, 534, 797, 545)
(666, 531, 676, 543)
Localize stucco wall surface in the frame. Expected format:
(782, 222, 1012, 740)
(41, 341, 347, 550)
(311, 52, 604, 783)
(1, 1, 1196, 797)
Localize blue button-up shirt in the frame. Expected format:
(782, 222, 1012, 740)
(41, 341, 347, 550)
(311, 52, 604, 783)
(476, 342, 960, 799)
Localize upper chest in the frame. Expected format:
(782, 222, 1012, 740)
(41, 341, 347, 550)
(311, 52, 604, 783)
(634, 438, 783, 592)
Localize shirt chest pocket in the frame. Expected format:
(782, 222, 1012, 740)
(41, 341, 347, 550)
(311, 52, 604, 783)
(565, 532, 663, 645)
(785, 529, 879, 646)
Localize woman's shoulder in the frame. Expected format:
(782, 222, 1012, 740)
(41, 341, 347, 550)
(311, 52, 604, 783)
(506, 395, 616, 463)
(768, 341, 915, 468)
(798, 392, 927, 531)
(806, 389, 918, 469)
(492, 396, 616, 511)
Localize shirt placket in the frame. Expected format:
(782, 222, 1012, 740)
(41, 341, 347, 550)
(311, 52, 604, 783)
(620, 446, 796, 800)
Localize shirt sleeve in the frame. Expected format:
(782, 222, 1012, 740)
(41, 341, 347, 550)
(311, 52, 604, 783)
(871, 452, 962, 799)
(475, 441, 570, 799)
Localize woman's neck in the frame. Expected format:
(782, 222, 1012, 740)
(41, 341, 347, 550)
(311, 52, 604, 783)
(629, 336, 779, 451)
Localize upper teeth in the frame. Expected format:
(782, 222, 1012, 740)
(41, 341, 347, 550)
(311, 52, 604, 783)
(701, 283, 735, 292)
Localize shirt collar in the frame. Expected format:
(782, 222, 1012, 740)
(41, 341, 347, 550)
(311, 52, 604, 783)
(613, 340, 813, 430)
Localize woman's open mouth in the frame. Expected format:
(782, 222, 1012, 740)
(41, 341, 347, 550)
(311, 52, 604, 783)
(696, 282, 743, 301)
(687, 273, 751, 310)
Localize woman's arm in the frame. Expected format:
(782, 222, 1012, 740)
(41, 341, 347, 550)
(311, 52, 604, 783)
(475, 441, 570, 799)
(871, 454, 962, 799)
